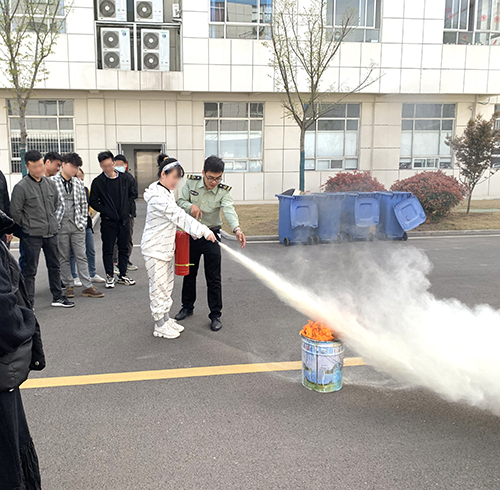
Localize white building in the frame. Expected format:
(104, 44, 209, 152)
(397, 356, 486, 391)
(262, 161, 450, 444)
(2, 0, 500, 201)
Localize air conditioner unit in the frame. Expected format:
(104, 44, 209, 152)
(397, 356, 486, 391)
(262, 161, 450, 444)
(101, 27, 131, 71)
(172, 3, 181, 20)
(135, 0, 163, 22)
(141, 29, 170, 71)
(97, 0, 127, 22)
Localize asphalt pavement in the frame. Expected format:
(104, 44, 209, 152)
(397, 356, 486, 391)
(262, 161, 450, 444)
(15, 202, 500, 490)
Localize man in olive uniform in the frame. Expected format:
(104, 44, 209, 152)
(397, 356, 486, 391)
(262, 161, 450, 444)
(175, 156, 246, 331)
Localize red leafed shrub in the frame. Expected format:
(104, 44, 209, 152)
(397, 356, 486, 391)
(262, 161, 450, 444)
(322, 171, 386, 193)
(391, 171, 468, 221)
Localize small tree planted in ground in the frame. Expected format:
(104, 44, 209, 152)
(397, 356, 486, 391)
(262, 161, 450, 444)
(391, 171, 467, 222)
(267, 0, 377, 192)
(322, 171, 386, 193)
(446, 114, 500, 214)
(0, 0, 71, 175)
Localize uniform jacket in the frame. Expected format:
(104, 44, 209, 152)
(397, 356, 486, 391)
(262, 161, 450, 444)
(50, 172, 89, 231)
(141, 181, 212, 262)
(177, 175, 240, 231)
(89, 171, 138, 224)
(10, 174, 60, 237)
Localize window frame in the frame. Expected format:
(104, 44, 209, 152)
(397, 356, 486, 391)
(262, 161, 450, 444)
(399, 103, 455, 171)
(12, 0, 67, 33)
(8, 99, 75, 174)
(443, 0, 500, 45)
(305, 103, 361, 171)
(209, 0, 272, 40)
(325, 0, 382, 43)
(204, 102, 264, 173)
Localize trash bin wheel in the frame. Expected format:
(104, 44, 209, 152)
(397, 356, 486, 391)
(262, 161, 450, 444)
(402, 232, 408, 241)
(335, 234, 342, 243)
(313, 235, 321, 245)
(341, 232, 353, 242)
(283, 237, 291, 246)
(368, 233, 374, 241)
(307, 235, 314, 246)
(376, 231, 387, 241)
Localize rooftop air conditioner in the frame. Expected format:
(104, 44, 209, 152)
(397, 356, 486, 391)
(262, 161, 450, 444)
(135, 0, 163, 22)
(97, 0, 127, 22)
(141, 29, 170, 71)
(101, 27, 131, 71)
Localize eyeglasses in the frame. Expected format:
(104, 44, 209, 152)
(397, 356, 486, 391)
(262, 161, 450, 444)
(205, 176, 223, 183)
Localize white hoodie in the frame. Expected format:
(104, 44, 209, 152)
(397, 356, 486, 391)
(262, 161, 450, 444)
(141, 181, 212, 262)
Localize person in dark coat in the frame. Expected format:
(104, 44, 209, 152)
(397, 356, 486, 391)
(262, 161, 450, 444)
(0, 169, 12, 245)
(0, 209, 45, 490)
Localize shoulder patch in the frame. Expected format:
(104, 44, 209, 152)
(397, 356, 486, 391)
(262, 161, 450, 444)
(218, 183, 232, 191)
(187, 174, 202, 181)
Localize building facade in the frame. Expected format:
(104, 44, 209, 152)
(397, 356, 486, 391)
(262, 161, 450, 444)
(1, 0, 500, 201)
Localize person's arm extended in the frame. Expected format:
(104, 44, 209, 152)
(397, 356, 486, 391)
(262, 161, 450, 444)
(151, 196, 214, 240)
(89, 180, 103, 214)
(177, 181, 193, 214)
(10, 184, 25, 227)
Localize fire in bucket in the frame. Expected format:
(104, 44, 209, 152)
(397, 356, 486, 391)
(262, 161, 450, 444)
(300, 321, 344, 393)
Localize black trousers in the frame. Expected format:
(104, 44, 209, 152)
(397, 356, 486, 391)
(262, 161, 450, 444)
(181, 235, 222, 319)
(101, 219, 130, 277)
(22, 235, 63, 305)
(0, 388, 42, 490)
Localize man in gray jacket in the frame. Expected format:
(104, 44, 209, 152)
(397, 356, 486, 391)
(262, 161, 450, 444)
(10, 150, 74, 308)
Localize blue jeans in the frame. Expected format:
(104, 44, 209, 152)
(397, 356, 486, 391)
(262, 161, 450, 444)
(70, 228, 96, 278)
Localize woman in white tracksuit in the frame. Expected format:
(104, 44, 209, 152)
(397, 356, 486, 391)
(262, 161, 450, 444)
(141, 155, 216, 339)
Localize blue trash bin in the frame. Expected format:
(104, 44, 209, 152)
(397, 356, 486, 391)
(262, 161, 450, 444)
(313, 193, 344, 242)
(276, 194, 319, 245)
(376, 191, 426, 240)
(339, 192, 380, 241)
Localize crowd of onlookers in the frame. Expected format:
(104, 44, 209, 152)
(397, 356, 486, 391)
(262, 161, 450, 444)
(0, 149, 139, 308)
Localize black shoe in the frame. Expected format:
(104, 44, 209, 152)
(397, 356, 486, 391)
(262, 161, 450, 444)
(51, 297, 75, 308)
(175, 308, 193, 321)
(210, 317, 222, 332)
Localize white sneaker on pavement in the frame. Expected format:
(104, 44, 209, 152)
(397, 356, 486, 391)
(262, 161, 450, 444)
(166, 318, 184, 333)
(153, 322, 181, 339)
(74, 277, 82, 287)
(91, 274, 106, 283)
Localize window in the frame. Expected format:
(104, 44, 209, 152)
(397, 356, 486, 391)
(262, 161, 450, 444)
(13, 0, 66, 33)
(400, 104, 455, 170)
(325, 0, 381, 42)
(305, 103, 360, 171)
(443, 0, 500, 45)
(8, 100, 74, 173)
(204, 102, 264, 172)
(209, 0, 272, 39)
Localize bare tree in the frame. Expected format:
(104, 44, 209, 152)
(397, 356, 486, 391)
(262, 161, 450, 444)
(446, 113, 500, 214)
(267, 0, 377, 191)
(0, 0, 71, 175)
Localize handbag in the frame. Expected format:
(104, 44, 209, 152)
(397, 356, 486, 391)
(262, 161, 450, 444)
(0, 338, 33, 392)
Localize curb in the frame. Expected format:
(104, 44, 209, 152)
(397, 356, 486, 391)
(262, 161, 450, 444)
(222, 228, 500, 242)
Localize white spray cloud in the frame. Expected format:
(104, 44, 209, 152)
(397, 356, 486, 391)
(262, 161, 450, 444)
(219, 242, 500, 415)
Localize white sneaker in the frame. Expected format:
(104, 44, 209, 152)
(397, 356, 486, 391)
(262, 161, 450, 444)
(153, 322, 180, 339)
(105, 275, 115, 289)
(167, 318, 184, 333)
(74, 277, 82, 287)
(91, 274, 106, 284)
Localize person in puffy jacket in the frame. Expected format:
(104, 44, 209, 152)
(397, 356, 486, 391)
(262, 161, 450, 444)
(141, 155, 216, 339)
(0, 209, 45, 490)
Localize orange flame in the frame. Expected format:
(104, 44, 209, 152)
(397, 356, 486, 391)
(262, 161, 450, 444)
(300, 320, 336, 341)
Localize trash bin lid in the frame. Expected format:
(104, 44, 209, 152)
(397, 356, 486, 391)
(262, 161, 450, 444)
(290, 199, 318, 228)
(393, 196, 426, 231)
(354, 195, 380, 227)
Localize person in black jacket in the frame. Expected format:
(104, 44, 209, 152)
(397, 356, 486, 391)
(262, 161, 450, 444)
(0, 209, 45, 490)
(89, 151, 137, 289)
(0, 169, 12, 245)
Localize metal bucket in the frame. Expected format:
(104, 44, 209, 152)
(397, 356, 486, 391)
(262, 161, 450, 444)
(301, 335, 344, 392)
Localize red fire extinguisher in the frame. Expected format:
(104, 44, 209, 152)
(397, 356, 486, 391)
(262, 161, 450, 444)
(175, 230, 191, 276)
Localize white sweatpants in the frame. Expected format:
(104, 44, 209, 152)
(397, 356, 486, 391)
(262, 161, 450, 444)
(144, 256, 175, 322)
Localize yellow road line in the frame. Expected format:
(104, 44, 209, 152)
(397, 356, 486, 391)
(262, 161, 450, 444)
(21, 357, 366, 390)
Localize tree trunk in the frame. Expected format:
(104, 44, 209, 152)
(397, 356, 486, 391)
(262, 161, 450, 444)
(19, 105, 28, 177)
(466, 192, 472, 214)
(299, 126, 306, 192)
